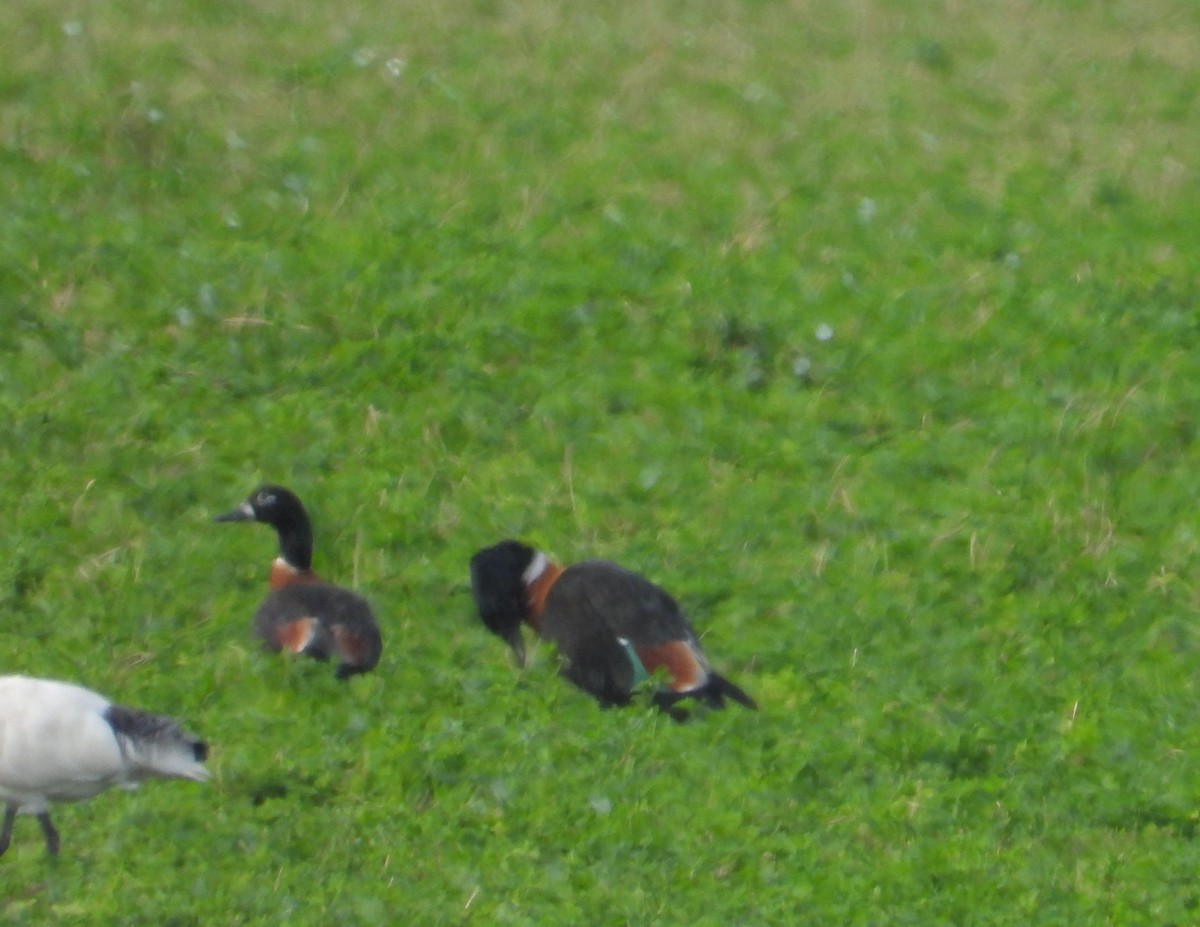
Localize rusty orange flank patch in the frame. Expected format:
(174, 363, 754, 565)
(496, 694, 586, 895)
(273, 617, 318, 654)
(635, 640, 708, 692)
(331, 624, 370, 667)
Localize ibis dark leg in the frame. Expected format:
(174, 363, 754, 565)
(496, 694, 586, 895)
(0, 804, 15, 857)
(37, 812, 60, 857)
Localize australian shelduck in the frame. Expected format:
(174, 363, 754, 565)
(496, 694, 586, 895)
(0, 675, 209, 858)
(469, 539, 757, 716)
(216, 484, 382, 679)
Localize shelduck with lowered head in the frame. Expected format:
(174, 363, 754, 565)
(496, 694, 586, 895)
(216, 484, 383, 679)
(0, 675, 209, 858)
(469, 539, 757, 717)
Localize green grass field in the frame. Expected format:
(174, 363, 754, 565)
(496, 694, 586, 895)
(3, 0, 1200, 922)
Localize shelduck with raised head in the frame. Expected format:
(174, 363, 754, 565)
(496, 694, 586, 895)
(469, 539, 756, 716)
(216, 485, 383, 679)
(0, 675, 209, 858)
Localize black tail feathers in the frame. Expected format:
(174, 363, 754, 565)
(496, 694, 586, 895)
(706, 672, 758, 711)
(651, 672, 757, 720)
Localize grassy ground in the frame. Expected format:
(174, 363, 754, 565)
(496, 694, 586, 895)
(2, 0, 1200, 922)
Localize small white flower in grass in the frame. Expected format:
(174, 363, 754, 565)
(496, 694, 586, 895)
(198, 283, 216, 313)
(146, 108, 165, 125)
(385, 57, 406, 79)
(743, 82, 770, 104)
(175, 307, 193, 328)
(815, 323, 834, 342)
(588, 795, 612, 815)
(352, 48, 376, 68)
(792, 355, 812, 378)
(857, 197, 877, 222)
(1003, 251, 1021, 270)
(62, 21, 83, 37)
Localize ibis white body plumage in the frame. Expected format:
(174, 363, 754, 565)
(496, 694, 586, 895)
(0, 675, 209, 857)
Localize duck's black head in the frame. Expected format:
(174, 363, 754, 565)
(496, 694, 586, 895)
(216, 484, 314, 571)
(469, 539, 537, 667)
